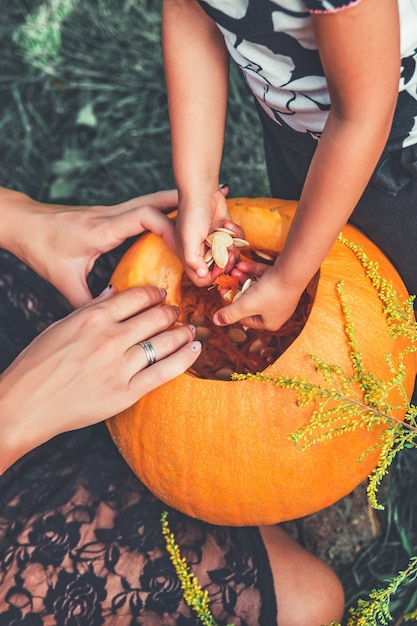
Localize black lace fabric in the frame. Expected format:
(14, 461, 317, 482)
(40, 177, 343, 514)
(0, 249, 277, 626)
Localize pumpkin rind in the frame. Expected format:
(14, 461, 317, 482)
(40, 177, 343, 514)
(107, 198, 416, 526)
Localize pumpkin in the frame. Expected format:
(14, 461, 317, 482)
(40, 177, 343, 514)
(107, 198, 416, 526)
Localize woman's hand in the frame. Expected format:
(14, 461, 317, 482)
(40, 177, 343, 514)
(1, 189, 179, 308)
(212, 260, 303, 332)
(0, 285, 201, 473)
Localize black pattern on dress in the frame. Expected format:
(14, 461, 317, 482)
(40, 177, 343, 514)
(197, 0, 417, 149)
(0, 249, 277, 626)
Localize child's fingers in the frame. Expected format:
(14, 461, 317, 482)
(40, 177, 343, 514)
(223, 219, 245, 239)
(179, 256, 211, 285)
(212, 297, 252, 327)
(235, 260, 269, 276)
(180, 234, 210, 279)
(213, 301, 278, 331)
(212, 282, 288, 331)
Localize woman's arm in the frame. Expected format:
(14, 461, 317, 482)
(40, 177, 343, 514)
(162, 0, 231, 284)
(0, 188, 202, 473)
(0, 285, 201, 474)
(0, 187, 178, 307)
(214, 0, 401, 330)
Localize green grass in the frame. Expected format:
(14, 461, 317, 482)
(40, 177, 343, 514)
(341, 445, 417, 623)
(0, 0, 268, 205)
(1, 2, 417, 624)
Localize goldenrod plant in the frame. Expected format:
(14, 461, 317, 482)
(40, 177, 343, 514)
(234, 236, 417, 625)
(161, 511, 234, 626)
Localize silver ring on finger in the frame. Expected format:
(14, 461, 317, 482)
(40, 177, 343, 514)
(139, 340, 157, 366)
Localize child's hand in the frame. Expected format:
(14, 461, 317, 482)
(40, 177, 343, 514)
(175, 186, 242, 285)
(212, 260, 304, 332)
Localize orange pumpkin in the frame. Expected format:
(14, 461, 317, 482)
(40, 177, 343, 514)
(107, 198, 416, 526)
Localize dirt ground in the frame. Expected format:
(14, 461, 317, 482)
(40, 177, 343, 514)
(282, 481, 381, 568)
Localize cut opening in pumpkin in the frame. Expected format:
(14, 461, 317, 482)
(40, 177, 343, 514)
(180, 258, 319, 380)
(107, 198, 417, 526)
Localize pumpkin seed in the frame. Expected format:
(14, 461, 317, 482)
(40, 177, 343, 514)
(260, 347, 275, 362)
(215, 232, 234, 247)
(249, 338, 264, 354)
(211, 236, 229, 269)
(232, 290, 243, 302)
(254, 249, 275, 262)
(241, 278, 253, 293)
(204, 249, 214, 268)
(215, 367, 234, 380)
(229, 327, 247, 343)
(215, 227, 235, 236)
(195, 326, 211, 340)
(232, 238, 250, 248)
(206, 231, 233, 248)
(204, 227, 275, 275)
(230, 277, 254, 302)
(191, 314, 206, 326)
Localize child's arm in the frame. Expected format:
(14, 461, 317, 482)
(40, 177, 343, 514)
(214, 0, 401, 331)
(162, 0, 231, 285)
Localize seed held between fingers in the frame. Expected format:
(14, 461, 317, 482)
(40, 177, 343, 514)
(204, 227, 250, 272)
(211, 236, 229, 269)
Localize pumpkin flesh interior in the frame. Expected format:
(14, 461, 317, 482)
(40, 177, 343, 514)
(180, 269, 318, 380)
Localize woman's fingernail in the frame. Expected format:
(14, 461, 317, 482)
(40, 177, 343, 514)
(197, 267, 208, 278)
(189, 324, 196, 334)
(190, 340, 202, 352)
(159, 288, 167, 298)
(100, 284, 113, 296)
